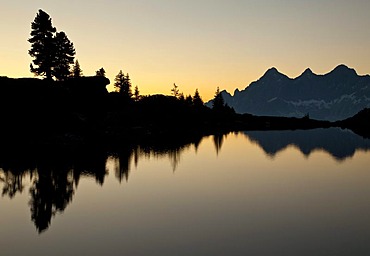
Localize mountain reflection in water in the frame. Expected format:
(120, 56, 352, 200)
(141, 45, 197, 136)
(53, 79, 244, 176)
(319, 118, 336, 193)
(244, 128, 370, 160)
(0, 127, 369, 233)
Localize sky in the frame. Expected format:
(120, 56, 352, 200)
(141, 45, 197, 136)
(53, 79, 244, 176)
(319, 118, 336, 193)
(1, 0, 370, 101)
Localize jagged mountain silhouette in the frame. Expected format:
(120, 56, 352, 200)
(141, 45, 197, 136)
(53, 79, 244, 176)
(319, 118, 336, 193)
(207, 65, 370, 121)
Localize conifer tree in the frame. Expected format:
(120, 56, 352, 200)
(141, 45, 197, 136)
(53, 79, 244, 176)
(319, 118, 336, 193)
(28, 9, 56, 80)
(193, 88, 204, 107)
(96, 67, 106, 77)
(212, 87, 225, 110)
(71, 59, 83, 78)
(134, 85, 140, 101)
(53, 31, 75, 80)
(28, 9, 75, 81)
(114, 70, 132, 100)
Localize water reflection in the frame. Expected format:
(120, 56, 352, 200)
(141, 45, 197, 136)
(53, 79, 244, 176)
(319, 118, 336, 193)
(0, 169, 27, 198)
(0, 146, 109, 233)
(244, 128, 370, 161)
(29, 168, 74, 233)
(1, 128, 369, 233)
(213, 133, 225, 155)
(0, 137, 203, 233)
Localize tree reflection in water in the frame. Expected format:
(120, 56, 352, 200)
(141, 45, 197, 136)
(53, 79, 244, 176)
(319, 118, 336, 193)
(0, 145, 109, 233)
(0, 169, 27, 198)
(29, 168, 74, 233)
(0, 134, 206, 233)
(213, 133, 226, 155)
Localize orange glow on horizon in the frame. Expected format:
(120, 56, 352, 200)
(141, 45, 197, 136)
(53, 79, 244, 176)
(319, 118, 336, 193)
(1, 1, 370, 101)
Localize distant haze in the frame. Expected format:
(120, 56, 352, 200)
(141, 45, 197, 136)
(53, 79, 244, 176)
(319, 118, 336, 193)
(1, 0, 370, 101)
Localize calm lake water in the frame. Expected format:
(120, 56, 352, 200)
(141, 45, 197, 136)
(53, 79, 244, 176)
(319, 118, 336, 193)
(1, 127, 370, 256)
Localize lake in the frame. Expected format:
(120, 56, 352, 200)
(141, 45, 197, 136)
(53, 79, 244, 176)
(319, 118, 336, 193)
(1, 127, 370, 256)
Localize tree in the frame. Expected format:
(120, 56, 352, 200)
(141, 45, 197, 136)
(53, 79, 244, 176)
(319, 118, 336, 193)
(28, 9, 75, 81)
(71, 59, 83, 78)
(96, 67, 106, 77)
(171, 83, 180, 98)
(185, 95, 193, 105)
(114, 70, 132, 99)
(193, 88, 204, 107)
(53, 31, 75, 80)
(212, 87, 225, 110)
(134, 85, 140, 101)
(28, 9, 56, 80)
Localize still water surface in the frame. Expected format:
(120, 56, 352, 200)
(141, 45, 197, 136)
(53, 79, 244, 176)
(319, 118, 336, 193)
(1, 128, 370, 256)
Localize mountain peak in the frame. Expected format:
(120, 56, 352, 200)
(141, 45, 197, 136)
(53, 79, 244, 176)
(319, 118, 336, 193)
(261, 67, 286, 80)
(265, 67, 279, 75)
(334, 64, 350, 70)
(302, 68, 313, 75)
(330, 64, 357, 76)
(297, 68, 316, 79)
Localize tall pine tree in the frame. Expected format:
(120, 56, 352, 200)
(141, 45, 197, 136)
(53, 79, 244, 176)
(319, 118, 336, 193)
(28, 9, 75, 81)
(28, 9, 56, 80)
(53, 31, 75, 80)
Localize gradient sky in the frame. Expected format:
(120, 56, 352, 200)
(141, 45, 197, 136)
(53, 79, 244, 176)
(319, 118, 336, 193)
(1, 0, 369, 101)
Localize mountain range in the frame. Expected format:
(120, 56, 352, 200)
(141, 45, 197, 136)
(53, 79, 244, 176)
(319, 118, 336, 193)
(206, 65, 370, 121)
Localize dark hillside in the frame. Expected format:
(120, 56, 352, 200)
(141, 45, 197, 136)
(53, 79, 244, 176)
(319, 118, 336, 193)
(0, 75, 369, 146)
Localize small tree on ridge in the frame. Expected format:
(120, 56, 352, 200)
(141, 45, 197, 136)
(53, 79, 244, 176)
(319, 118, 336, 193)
(212, 87, 225, 111)
(96, 67, 106, 77)
(114, 70, 132, 100)
(193, 88, 204, 107)
(71, 59, 83, 78)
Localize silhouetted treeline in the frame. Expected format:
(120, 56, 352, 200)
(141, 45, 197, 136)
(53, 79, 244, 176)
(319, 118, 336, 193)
(0, 76, 236, 145)
(104, 93, 222, 143)
(0, 76, 369, 147)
